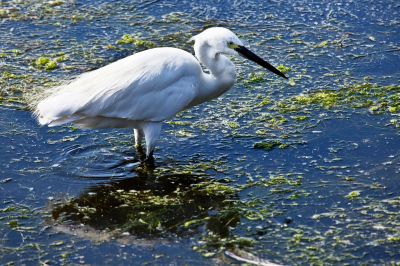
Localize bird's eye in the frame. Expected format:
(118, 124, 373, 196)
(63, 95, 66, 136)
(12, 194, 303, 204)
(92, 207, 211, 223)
(228, 41, 237, 49)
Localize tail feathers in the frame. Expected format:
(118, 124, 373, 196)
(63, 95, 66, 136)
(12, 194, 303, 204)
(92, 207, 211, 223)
(34, 91, 82, 127)
(35, 98, 81, 127)
(36, 113, 82, 127)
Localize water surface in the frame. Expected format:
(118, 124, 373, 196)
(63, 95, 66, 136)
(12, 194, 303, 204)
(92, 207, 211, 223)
(0, 0, 399, 264)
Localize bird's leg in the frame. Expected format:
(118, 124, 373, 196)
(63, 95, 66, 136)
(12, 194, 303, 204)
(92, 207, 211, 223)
(134, 128, 146, 161)
(142, 122, 162, 161)
(134, 128, 143, 148)
(144, 150, 155, 165)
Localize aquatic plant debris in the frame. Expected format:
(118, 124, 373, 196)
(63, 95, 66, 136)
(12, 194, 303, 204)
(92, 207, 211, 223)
(0, 0, 399, 265)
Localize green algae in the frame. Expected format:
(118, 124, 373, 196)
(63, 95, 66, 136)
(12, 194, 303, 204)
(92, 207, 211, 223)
(387, 236, 400, 243)
(44, 60, 58, 71)
(223, 120, 240, 129)
(47, 166, 308, 260)
(51, 175, 238, 237)
(294, 91, 339, 108)
(271, 83, 400, 121)
(245, 72, 266, 84)
(345, 190, 361, 200)
(35, 57, 50, 66)
(34, 56, 58, 71)
(116, 34, 156, 49)
(254, 140, 287, 151)
(291, 115, 309, 121)
(262, 175, 302, 187)
(276, 65, 291, 74)
(0, 1, 399, 265)
(314, 40, 329, 48)
(46, 171, 262, 258)
(2, 72, 27, 79)
(257, 97, 271, 107)
(116, 34, 137, 45)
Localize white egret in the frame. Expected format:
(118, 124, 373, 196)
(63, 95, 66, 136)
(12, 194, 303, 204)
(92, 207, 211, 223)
(35, 27, 287, 161)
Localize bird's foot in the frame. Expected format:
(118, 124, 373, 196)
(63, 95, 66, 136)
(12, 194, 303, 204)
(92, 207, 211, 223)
(141, 154, 155, 169)
(144, 149, 154, 163)
(135, 144, 146, 161)
(144, 155, 154, 163)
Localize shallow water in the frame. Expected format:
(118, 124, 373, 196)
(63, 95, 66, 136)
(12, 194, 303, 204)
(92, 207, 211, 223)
(1, 0, 399, 265)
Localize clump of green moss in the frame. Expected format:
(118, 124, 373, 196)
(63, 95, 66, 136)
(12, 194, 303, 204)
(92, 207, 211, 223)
(254, 140, 288, 151)
(262, 175, 302, 187)
(71, 14, 83, 23)
(8, 220, 19, 229)
(387, 236, 400, 243)
(276, 65, 291, 74)
(45, 60, 58, 70)
(192, 181, 236, 197)
(268, 116, 288, 126)
(245, 72, 266, 84)
(389, 119, 399, 128)
(314, 40, 329, 48)
(345, 190, 361, 200)
(55, 54, 68, 62)
(116, 34, 156, 48)
(116, 34, 135, 44)
(2, 72, 25, 79)
(34, 56, 58, 71)
(294, 91, 338, 108)
(292, 115, 309, 121)
(35, 56, 49, 66)
(258, 97, 271, 107)
(223, 120, 240, 129)
(272, 83, 400, 120)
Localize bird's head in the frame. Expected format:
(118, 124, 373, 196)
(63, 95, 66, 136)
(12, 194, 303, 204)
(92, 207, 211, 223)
(189, 27, 288, 79)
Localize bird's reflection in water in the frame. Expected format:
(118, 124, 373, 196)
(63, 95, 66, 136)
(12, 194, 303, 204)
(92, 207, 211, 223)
(50, 165, 240, 242)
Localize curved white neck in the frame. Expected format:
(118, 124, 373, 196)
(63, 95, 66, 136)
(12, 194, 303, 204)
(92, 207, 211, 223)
(190, 42, 236, 107)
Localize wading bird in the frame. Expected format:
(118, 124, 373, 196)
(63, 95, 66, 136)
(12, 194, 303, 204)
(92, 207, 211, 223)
(35, 27, 287, 161)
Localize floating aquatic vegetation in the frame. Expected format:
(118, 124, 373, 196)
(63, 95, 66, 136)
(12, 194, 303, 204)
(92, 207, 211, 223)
(223, 120, 240, 129)
(0, 0, 399, 265)
(34, 56, 58, 71)
(276, 65, 291, 74)
(116, 34, 156, 49)
(253, 140, 287, 151)
(345, 190, 361, 200)
(314, 40, 329, 48)
(244, 72, 266, 84)
(293, 91, 339, 108)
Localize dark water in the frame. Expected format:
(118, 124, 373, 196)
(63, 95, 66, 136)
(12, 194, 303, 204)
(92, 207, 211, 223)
(1, 0, 399, 265)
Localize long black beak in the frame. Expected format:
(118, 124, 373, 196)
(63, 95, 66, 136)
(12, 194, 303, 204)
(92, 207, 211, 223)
(234, 45, 288, 79)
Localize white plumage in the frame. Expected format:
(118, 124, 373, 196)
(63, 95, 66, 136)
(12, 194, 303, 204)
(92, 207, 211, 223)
(35, 27, 287, 161)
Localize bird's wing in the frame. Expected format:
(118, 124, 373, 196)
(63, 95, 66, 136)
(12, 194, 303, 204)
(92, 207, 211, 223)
(80, 73, 199, 121)
(36, 48, 201, 125)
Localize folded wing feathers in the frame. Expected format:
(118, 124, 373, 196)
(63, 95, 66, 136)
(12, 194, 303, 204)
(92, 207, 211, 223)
(34, 48, 200, 128)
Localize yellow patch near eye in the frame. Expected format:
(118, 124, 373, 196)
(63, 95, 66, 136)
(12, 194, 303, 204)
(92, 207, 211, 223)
(228, 42, 239, 49)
